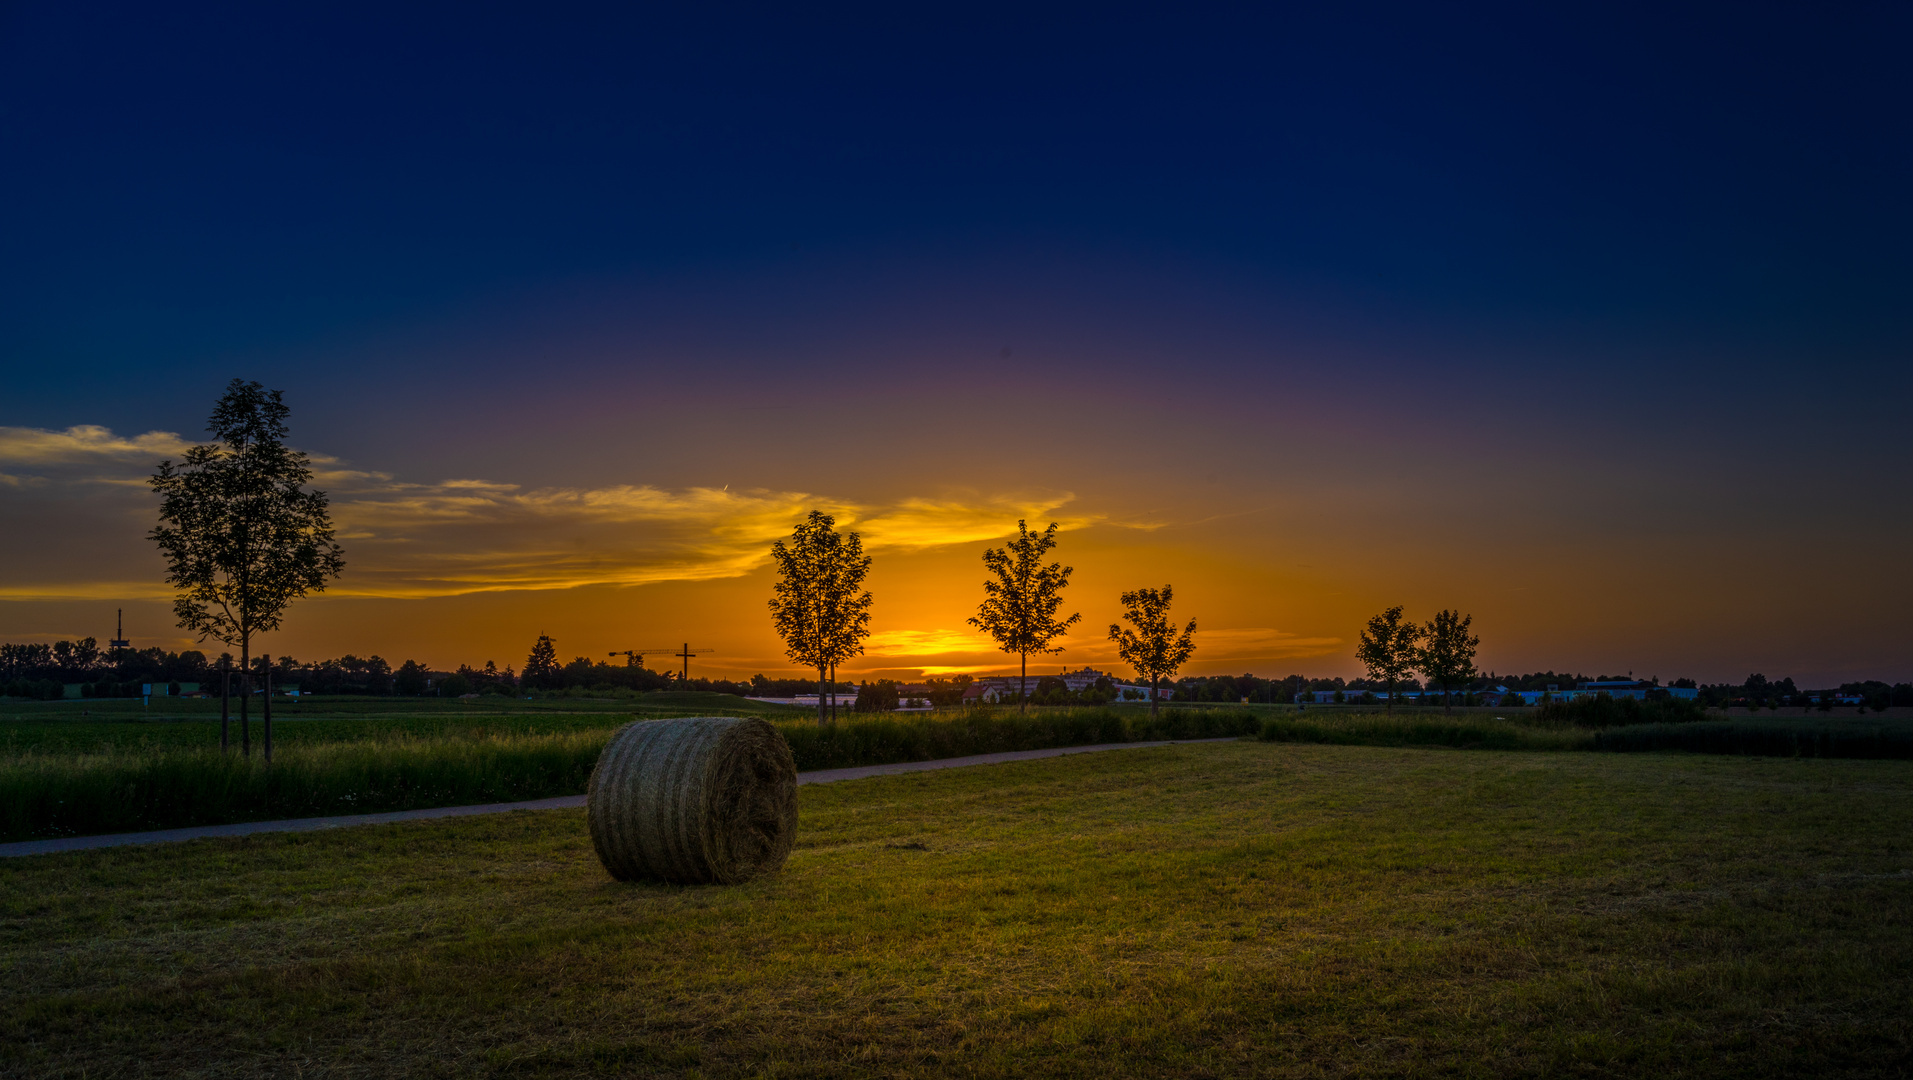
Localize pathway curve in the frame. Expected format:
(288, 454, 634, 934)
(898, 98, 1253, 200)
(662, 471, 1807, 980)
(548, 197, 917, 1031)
(0, 738, 1236, 858)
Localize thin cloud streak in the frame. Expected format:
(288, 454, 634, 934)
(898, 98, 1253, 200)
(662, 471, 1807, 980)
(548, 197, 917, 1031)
(0, 425, 195, 464)
(849, 626, 1344, 678)
(0, 423, 1105, 599)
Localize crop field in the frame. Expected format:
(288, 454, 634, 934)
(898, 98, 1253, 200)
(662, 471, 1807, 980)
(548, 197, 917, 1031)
(4, 740, 1910, 1078)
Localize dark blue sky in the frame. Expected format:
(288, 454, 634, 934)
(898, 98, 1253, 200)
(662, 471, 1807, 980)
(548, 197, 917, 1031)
(5, 2, 1908, 414)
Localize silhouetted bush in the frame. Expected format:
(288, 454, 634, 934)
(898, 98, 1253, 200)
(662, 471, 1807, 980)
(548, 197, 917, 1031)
(1259, 713, 1590, 751)
(2, 679, 65, 701)
(1537, 694, 1706, 727)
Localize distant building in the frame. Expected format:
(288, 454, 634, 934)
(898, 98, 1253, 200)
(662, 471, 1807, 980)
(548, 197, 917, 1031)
(763, 692, 859, 708)
(959, 668, 1149, 703)
(1514, 680, 1697, 705)
(1056, 667, 1114, 691)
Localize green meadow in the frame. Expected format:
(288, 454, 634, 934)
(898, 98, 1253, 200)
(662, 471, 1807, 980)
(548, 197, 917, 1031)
(3, 740, 1909, 1077)
(5, 696, 1911, 842)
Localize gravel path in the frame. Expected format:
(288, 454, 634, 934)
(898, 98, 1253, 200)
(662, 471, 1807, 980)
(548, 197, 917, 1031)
(0, 738, 1235, 858)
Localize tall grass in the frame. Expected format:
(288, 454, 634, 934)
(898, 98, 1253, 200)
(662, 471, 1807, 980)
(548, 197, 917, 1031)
(0, 712, 642, 756)
(0, 707, 1262, 842)
(1594, 717, 1913, 758)
(1536, 695, 1707, 727)
(778, 706, 1263, 769)
(0, 731, 612, 841)
(1258, 711, 1593, 751)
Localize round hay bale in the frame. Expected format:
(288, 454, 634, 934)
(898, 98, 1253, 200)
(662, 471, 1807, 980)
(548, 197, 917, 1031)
(587, 716, 798, 884)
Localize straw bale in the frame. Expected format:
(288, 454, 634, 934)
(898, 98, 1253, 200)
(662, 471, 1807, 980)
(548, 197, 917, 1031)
(587, 716, 798, 884)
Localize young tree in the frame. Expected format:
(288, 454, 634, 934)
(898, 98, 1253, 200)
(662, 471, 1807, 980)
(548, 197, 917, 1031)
(1107, 585, 1197, 717)
(768, 510, 872, 725)
(820, 526, 873, 723)
(1418, 609, 1479, 713)
(149, 380, 344, 758)
(1355, 605, 1423, 715)
(969, 520, 1081, 711)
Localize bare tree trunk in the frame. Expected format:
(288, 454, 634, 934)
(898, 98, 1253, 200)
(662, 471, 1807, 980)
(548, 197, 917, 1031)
(1386, 678, 1394, 716)
(220, 657, 230, 753)
(239, 637, 251, 757)
(1020, 652, 1028, 713)
(829, 663, 837, 723)
(263, 654, 272, 764)
(818, 665, 828, 727)
(1151, 674, 1159, 717)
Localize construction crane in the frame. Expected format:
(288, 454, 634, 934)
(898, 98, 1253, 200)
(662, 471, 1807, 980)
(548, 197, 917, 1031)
(628, 643, 714, 682)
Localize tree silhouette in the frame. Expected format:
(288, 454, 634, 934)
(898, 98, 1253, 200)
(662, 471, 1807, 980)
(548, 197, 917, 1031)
(769, 510, 872, 725)
(1108, 585, 1197, 716)
(523, 634, 559, 690)
(969, 521, 1080, 711)
(1418, 609, 1479, 713)
(149, 380, 343, 759)
(1355, 606, 1424, 715)
(820, 524, 872, 723)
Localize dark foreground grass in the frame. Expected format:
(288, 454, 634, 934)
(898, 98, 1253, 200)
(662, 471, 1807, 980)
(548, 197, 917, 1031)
(3, 742, 1910, 1078)
(1596, 717, 1913, 758)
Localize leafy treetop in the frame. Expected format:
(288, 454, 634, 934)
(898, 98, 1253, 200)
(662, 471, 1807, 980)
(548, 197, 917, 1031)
(1355, 606, 1424, 715)
(1418, 609, 1480, 712)
(969, 520, 1080, 706)
(149, 379, 344, 662)
(1108, 585, 1197, 716)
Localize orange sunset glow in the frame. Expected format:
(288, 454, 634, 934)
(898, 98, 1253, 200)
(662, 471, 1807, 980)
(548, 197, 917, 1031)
(3, 405, 1904, 689)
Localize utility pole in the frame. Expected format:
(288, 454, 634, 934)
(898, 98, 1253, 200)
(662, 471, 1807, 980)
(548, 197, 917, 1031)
(636, 644, 714, 683)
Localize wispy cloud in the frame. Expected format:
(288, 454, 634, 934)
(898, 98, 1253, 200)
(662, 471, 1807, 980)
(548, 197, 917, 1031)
(1187, 627, 1345, 661)
(0, 423, 1099, 599)
(851, 496, 1094, 549)
(849, 625, 1342, 679)
(0, 580, 177, 601)
(863, 628, 1000, 655)
(0, 425, 194, 465)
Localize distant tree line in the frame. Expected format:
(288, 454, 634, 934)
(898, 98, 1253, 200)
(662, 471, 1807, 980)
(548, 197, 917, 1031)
(1696, 674, 1913, 712)
(9, 632, 1908, 712)
(0, 640, 218, 699)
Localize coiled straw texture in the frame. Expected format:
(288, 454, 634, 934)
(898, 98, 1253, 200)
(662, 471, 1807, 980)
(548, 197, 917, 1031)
(587, 716, 799, 884)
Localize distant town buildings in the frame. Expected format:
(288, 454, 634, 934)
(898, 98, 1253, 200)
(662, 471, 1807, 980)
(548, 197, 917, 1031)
(1511, 680, 1699, 705)
(958, 668, 1158, 703)
(1352, 679, 1701, 705)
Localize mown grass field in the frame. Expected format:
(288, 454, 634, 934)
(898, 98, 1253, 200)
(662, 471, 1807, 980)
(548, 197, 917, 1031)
(4, 740, 1910, 1078)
